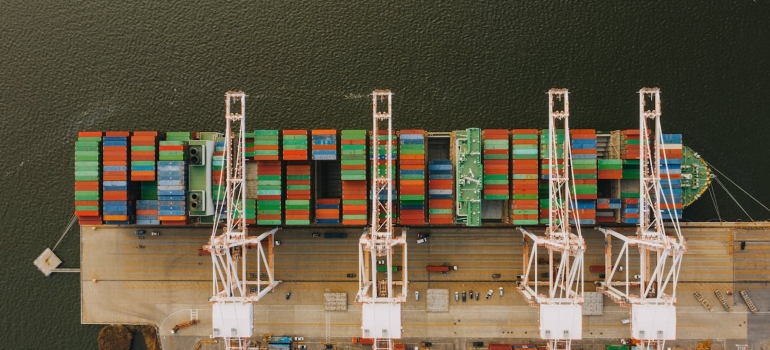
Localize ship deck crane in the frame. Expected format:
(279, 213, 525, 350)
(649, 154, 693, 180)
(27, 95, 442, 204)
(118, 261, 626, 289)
(596, 88, 686, 350)
(517, 89, 585, 350)
(205, 92, 281, 350)
(356, 90, 407, 350)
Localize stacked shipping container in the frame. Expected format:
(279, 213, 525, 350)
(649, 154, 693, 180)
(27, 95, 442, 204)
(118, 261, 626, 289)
(253, 130, 280, 161)
(74, 127, 695, 228)
(315, 198, 341, 224)
(372, 130, 398, 224)
(483, 129, 510, 200)
(75, 132, 102, 225)
(131, 131, 159, 225)
(158, 133, 188, 226)
(660, 134, 683, 220)
(130, 132, 157, 181)
(312, 129, 337, 160)
(256, 161, 283, 225)
(539, 129, 565, 224)
(428, 160, 453, 224)
(341, 130, 368, 225)
(283, 130, 308, 161)
(571, 129, 597, 225)
(285, 162, 311, 225)
(596, 198, 621, 223)
(597, 159, 623, 179)
(135, 199, 159, 225)
(510, 129, 540, 225)
(102, 133, 131, 224)
(398, 130, 426, 225)
(620, 130, 641, 224)
(245, 162, 258, 225)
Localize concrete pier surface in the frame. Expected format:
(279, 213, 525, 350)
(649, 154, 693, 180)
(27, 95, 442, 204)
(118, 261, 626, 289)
(80, 223, 770, 350)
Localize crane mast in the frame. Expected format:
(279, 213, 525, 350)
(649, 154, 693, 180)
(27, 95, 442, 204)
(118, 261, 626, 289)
(517, 89, 585, 350)
(596, 88, 686, 350)
(205, 91, 281, 350)
(356, 90, 407, 350)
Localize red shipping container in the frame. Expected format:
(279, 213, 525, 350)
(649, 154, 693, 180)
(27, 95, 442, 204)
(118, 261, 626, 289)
(78, 131, 103, 137)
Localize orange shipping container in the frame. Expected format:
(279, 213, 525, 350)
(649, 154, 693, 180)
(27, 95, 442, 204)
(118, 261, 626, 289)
(105, 131, 130, 137)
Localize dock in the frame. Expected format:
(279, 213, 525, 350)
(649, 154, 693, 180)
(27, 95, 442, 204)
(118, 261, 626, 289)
(79, 222, 770, 350)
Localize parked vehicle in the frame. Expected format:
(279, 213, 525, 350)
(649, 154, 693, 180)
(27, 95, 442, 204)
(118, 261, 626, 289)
(324, 232, 347, 239)
(485, 289, 494, 299)
(426, 264, 458, 274)
(286, 291, 292, 300)
(589, 265, 605, 272)
(135, 229, 146, 236)
(462, 291, 467, 302)
(376, 265, 402, 272)
(455, 291, 459, 301)
(352, 338, 374, 345)
(150, 231, 161, 236)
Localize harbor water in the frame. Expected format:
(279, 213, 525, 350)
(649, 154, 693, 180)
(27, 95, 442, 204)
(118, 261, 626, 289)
(0, 1, 768, 348)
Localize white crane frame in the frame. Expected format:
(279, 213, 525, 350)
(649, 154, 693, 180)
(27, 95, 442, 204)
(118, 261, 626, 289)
(205, 91, 281, 350)
(356, 90, 407, 350)
(596, 88, 686, 350)
(518, 89, 585, 350)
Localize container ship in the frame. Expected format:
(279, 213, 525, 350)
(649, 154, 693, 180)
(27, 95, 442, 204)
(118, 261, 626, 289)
(73, 128, 711, 227)
(62, 93, 770, 350)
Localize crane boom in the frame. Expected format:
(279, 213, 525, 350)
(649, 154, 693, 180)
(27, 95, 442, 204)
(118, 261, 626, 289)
(517, 89, 585, 350)
(596, 88, 686, 350)
(356, 90, 407, 350)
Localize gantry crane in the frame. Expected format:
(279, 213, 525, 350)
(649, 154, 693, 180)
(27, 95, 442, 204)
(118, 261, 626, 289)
(356, 90, 408, 350)
(596, 88, 686, 350)
(517, 89, 585, 350)
(205, 91, 281, 350)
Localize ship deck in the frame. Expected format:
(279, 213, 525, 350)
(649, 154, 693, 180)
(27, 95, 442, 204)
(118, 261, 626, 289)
(80, 222, 770, 350)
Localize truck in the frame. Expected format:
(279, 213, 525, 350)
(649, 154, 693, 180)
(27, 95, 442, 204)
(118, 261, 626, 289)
(426, 264, 458, 274)
(376, 265, 402, 272)
(589, 265, 605, 272)
(324, 232, 347, 239)
(352, 338, 374, 345)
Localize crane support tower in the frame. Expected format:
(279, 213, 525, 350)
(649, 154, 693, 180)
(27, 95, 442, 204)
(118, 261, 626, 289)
(205, 91, 281, 350)
(596, 88, 687, 350)
(517, 89, 585, 350)
(356, 90, 408, 350)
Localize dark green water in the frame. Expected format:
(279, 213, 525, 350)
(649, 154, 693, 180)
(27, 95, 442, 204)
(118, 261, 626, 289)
(1, 1, 768, 348)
